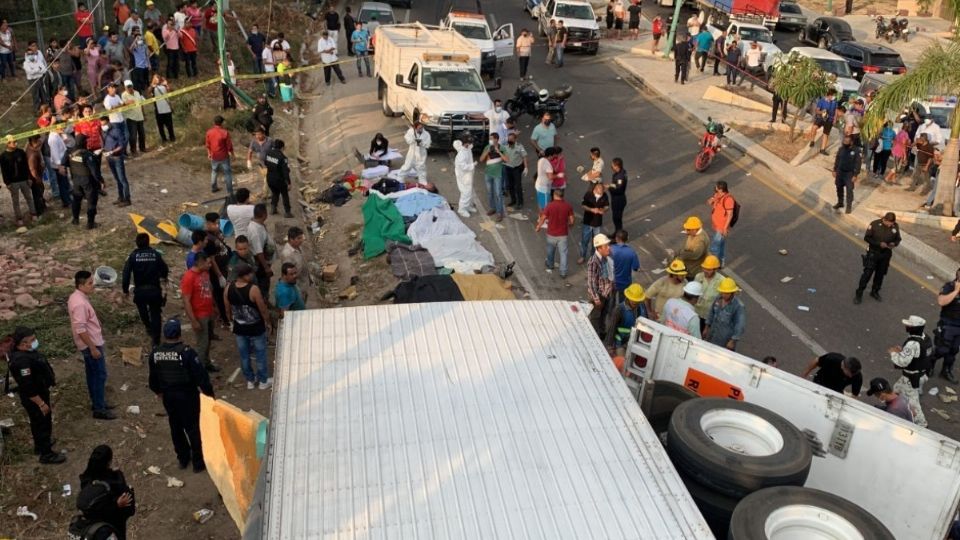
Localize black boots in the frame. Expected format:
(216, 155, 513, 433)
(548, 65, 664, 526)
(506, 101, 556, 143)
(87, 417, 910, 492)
(942, 369, 959, 384)
(854, 289, 863, 304)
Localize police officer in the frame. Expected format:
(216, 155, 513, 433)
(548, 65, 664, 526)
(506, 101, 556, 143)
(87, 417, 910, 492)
(931, 267, 960, 383)
(8, 326, 65, 464)
(888, 315, 934, 428)
(68, 133, 102, 230)
(148, 319, 214, 472)
(265, 139, 292, 218)
(854, 211, 900, 304)
(122, 232, 170, 346)
(832, 133, 861, 214)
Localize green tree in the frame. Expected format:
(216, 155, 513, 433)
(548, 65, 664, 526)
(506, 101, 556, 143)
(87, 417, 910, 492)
(863, 40, 960, 216)
(769, 52, 831, 136)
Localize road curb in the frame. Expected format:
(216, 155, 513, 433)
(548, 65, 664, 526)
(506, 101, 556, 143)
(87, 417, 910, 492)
(613, 56, 957, 282)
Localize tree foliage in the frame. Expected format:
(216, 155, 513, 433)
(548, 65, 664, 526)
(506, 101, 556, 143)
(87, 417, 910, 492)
(769, 53, 832, 135)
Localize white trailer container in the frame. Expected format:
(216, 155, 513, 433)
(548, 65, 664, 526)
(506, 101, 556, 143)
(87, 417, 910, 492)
(625, 318, 960, 540)
(261, 301, 712, 539)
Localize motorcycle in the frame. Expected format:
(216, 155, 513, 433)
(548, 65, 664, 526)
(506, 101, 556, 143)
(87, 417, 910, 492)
(890, 17, 909, 42)
(875, 15, 889, 39)
(897, 18, 910, 42)
(504, 80, 571, 127)
(695, 117, 724, 172)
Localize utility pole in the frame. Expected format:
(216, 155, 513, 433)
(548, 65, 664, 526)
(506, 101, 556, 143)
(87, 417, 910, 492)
(218, 0, 255, 107)
(31, 0, 44, 48)
(663, 0, 685, 57)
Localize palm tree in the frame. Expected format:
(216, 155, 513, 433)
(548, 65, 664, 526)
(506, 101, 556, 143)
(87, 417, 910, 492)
(862, 40, 960, 216)
(769, 52, 831, 137)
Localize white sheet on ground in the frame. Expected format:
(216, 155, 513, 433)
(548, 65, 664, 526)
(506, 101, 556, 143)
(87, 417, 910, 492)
(408, 206, 473, 244)
(419, 234, 495, 274)
(361, 164, 390, 179)
(366, 148, 404, 161)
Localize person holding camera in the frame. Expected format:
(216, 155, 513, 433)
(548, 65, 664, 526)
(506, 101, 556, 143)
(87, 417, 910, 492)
(397, 122, 431, 184)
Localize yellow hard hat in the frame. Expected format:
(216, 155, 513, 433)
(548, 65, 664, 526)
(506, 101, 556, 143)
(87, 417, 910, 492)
(702, 255, 721, 270)
(624, 284, 646, 303)
(717, 277, 740, 293)
(667, 259, 687, 276)
(683, 216, 702, 230)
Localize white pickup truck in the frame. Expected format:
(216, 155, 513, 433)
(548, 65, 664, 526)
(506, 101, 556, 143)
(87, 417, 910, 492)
(440, 10, 514, 78)
(707, 20, 782, 62)
(625, 318, 960, 539)
(375, 23, 498, 149)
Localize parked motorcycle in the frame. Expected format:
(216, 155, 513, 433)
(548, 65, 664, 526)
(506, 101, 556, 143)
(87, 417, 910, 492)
(695, 117, 724, 172)
(875, 15, 889, 39)
(504, 80, 572, 127)
(897, 18, 910, 42)
(889, 17, 909, 42)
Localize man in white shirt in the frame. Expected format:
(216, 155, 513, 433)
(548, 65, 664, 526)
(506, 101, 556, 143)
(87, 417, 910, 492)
(743, 41, 763, 89)
(102, 83, 127, 135)
(686, 13, 701, 36)
(226, 188, 256, 237)
(484, 99, 510, 142)
(915, 114, 943, 149)
(22, 40, 47, 112)
(317, 30, 345, 86)
(122, 11, 143, 37)
(47, 124, 71, 207)
(269, 33, 291, 52)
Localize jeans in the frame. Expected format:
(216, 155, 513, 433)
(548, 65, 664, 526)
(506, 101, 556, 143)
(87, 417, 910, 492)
(108, 156, 131, 201)
(210, 159, 234, 198)
(356, 52, 371, 77)
(28, 77, 43, 112)
(695, 51, 708, 71)
(54, 170, 72, 206)
(253, 56, 264, 74)
(235, 333, 269, 383)
(485, 172, 504, 215)
(873, 149, 891, 175)
(8, 181, 36, 220)
(580, 224, 601, 258)
(323, 63, 346, 84)
(925, 175, 939, 207)
(555, 45, 565, 67)
(82, 346, 108, 411)
(43, 156, 60, 199)
(709, 231, 727, 263)
(61, 73, 77, 101)
(0, 52, 15, 79)
(546, 234, 569, 277)
(725, 63, 739, 85)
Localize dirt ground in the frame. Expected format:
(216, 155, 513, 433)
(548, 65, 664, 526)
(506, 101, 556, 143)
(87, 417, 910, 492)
(736, 125, 809, 162)
(0, 4, 323, 539)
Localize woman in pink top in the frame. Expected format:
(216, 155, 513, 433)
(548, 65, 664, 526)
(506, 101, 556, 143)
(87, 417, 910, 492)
(885, 123, 911, 185)
(548, 146, 566, 190)
(83, 39, 102, 97)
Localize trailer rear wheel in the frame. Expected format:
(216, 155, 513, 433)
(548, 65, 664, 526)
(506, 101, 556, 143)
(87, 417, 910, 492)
(677, 470, 740, 537)
(646, 381, 698, 435)
(729, 486, 895, 540)
(667, 398, 811, 499)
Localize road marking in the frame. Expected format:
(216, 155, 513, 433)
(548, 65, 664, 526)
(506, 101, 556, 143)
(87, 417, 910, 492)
(614, 65, 938, 293)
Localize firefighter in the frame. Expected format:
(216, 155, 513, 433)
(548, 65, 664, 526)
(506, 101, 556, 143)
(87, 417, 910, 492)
(888, 315, 933, 428)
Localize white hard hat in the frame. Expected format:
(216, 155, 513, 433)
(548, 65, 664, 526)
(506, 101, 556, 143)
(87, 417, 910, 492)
(901, 315, 926, 327)
(538, 89, 549, 99)
(683, 281, 704, 296)
(592, 234, 611, 248)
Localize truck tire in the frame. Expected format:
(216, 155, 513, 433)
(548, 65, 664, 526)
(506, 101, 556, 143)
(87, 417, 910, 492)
(678, 471, 739, 538)
(729, 486, 895, 540)
(819, 36, 830, 49)
(798, 29, 806, 43)
(380, 82, 394, 117)
(666, 398, 811, 499)
(645, 381, 698, 435)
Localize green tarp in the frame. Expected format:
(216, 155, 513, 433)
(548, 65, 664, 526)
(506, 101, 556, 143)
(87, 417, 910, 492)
(362, 195, 411, 259)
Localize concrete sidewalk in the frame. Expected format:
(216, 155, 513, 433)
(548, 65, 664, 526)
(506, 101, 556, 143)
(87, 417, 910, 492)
(609, 47, 959, 280)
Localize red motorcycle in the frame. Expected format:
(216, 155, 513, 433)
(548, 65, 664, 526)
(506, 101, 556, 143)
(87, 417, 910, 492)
(695, 117, 725, 172)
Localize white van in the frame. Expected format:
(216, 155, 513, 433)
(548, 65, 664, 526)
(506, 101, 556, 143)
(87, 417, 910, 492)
(440, 10, 514, 78)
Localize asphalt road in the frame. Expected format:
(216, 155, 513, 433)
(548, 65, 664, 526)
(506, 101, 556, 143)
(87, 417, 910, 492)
(334, 0, 957, 436)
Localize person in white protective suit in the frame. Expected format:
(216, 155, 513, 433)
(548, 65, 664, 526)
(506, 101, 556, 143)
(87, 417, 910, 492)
(453, 135, 476, 218)
(397, 121, 431, 184)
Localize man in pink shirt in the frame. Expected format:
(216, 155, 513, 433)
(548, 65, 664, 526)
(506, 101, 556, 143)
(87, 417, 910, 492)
(68, 270, 116, 420)
(161, 18, 180, 79)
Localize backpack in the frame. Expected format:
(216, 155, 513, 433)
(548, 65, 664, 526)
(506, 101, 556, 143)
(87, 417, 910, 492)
(68, 480, 119, 540)
(729, 197, 741, 228)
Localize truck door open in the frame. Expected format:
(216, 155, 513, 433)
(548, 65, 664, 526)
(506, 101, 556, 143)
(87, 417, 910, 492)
(494, 23, 515, 59)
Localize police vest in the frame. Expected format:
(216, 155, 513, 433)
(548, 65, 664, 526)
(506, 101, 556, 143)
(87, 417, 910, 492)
(903, 335, 933, 374)
(151, 343, 192, 388)
(615, 303, 639, 346)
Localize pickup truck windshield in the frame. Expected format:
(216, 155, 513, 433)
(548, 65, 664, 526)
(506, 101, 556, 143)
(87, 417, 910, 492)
(929, 106, 953, 127)
(421, 68, 485, 92)
(815, 59, 852, 78)
(452, 22, 492, 40)
(739, 27, 773, 43)
(556, 4, 595, 19)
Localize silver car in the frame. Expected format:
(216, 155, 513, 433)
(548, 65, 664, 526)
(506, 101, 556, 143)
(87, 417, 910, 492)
(776, 1, 807, 31)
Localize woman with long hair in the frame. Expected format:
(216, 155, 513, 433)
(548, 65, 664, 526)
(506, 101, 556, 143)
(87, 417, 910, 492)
(78, 445, 136, 539)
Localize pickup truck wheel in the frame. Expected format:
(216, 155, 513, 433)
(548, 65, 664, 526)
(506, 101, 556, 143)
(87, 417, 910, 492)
(729, 486, 895, 540)
(678, 471, 740, 538)
(646, 381, 698, 435)
(666, 398, 812, 499)
(819, 36, 830, 48)
(381, 84, 394, 117)
(798, 29, 806, 43)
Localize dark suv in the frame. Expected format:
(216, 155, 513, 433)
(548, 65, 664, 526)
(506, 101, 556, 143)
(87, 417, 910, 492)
(829, 42, 906, 80)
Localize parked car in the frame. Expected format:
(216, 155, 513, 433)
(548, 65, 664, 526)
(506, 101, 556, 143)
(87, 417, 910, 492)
(829, 41, 907, 80)
(383, 0, 412, 8)
(798, 16, 854, 49)
(776, 1, 807, 31)
(536, 0, 600, 55)
(787, 46, 859, 100)
(358, 1, 396, 25)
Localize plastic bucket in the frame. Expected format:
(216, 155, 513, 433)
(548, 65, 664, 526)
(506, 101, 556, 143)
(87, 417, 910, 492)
(220, 219, 234, 237)
(280, 85, 294, 103)
(93, 266, 118, 287)
(176, 227, 193, 247)
(178, 213, 205, 232)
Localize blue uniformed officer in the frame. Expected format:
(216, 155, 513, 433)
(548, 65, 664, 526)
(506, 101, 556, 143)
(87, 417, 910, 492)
(148, 319, 214, 472)
(8, 326, 65, 464)
(122, 232, 170, 346)
(854, 212, 901, 304)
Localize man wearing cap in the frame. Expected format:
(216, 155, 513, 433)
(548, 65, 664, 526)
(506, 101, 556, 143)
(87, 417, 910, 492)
(610, 229, 640, 300)
(586, 233, 615, 338)
(855, 211, 901, 304)
(646, 259, 688, 323)
(932, 267, 960, 384)
(867, 377, 914, 423)
(677, 216, 709, 276)
(888, 315, 934, 427)
(802, 353, 862, 396)
(605, 284, 648, 355)
(69, 270, 116, 420)
(663, 281, 702, 337)
(143, 1, 162, 27)
(8, 326, 65, 464)
(148, 319, 214, 472)
(704, 277, 745, 351)
(122, 232, 170, 346)
(121, 80, 146, 156)
(694, 255, 724, 330)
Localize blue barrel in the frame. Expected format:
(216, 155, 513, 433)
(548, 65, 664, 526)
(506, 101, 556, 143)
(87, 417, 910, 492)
(176, 226, 193, 247)
(220, 219, 235, 237)
(178, 213, 205, 231)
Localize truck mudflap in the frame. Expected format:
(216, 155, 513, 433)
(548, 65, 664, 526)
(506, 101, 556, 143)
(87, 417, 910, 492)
(425, 114, 489, 149)
(625, 317, 960, 540)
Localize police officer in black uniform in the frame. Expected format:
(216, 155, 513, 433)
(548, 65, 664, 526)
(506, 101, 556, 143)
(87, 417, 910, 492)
(68, 133, 102, 230)
(932, 267, 960, 383)
(265, 139, 292, 218)
(855, 211, 901, 304)
(8, 326, 65, 464)
(122, 232, 170, 346)
(832, 134, 862, 214)
(148, 319, 214, 472)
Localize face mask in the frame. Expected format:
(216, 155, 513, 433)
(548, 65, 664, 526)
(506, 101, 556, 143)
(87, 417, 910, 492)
(61, 90, 68, 96)
(31, 338, 39, 350)
(495, 106, 502, 113)
(924, 119, 932, 125)
(252, 29, 259, 34)
(101, 125, 109, 131)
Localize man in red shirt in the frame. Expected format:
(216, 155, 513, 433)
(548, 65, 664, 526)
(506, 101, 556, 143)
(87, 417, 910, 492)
(707, 180, 736, 265)
(75, 3, 95, 44)
(202, 5, 218, 49)
(204, 115, 234, 199)
(180, 25, 199, 77)
(74, 104, 105, 187)
(535, 188, 575, 279)
(180, 252, 219, 372)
